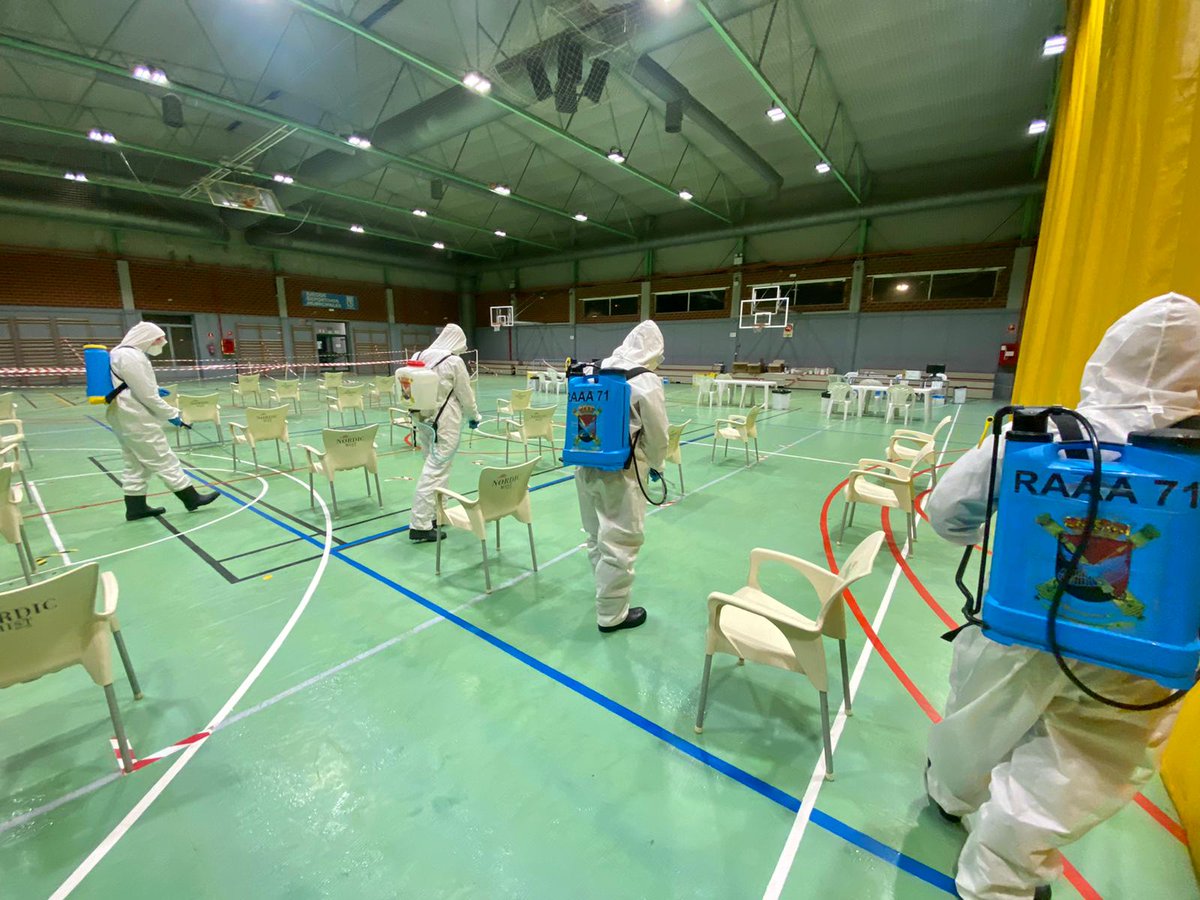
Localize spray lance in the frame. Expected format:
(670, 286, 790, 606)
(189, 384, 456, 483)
(953, 406, 1199, 711)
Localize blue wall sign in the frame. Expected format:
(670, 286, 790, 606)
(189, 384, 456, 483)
(301, 291, 359, 311)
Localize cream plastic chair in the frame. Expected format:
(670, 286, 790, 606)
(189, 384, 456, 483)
(388, 407, 418, 449)
(327, 384, 367, 427)
(887, 414, 953, 469)
(497, 388, 534, 424)
(839, 442, 936, 551)
(884, 384, 917, 427)
(365, 375, 392, 408)
(267, 377, 302, 415)
(318, 370, 344, 393)
(435, 459, 539, 593)
(230, 405, 294, 471)
(0, 443, 28, 494)
(666, 419, 692, 494)
(694, 532, 885, 780)
(0, 563, 143, 773)
(230, 373, 261, 407)
(825, 382, 854, 420)
(503, 405, 557, 464)
(0, 392, 17, 419)
(299, 424, 382, 517)
(1, 464, 34, 583)
(693, 374, 717, 408)
(0, 416, 32, 468)
(542, 369, 566, 396)
(176, 392, 223, 447)
(712, 405, 761, 465)
(714, 372, 734, 405)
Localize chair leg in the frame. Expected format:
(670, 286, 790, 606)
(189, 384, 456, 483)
(330, 481, 339, 518)
(710, 437, 716, 461)
(364, 467, 371, 497)
(374, 471, 382, 507)
(744, 440, 750, 466)
(723, 439, 729, 458)
(112, 628, 144, 700)
(104, 683, 134, 774)
(435, 518, 442, 574)
(495, 518, 501, 550)
(480, 539, 492, 593)
(19, 524, 35, 573)
(819, 690, 834, 780)
(15, 543, 31, 584)
(848, 502, 857, 528)
(839, 639, 852, 717)
(838, 500, 850, 545)
(527, 523, 537, 571)
(694, 654, 714, 733)
(251, 446, 259, 471)
(678, 462, 685, 495)
(309, 471, 315, 509)
(22, 442, 32, 468)
(754, 437, 760, 462)
(231, 442, 239, 471)
(277, 441, 283, 466)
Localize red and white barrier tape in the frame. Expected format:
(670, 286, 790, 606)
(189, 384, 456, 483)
(109, 731, 211, 772)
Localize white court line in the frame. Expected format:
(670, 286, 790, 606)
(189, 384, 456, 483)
(762, 405, 961, 900)
(50, 466, 335, 899)
(28, 482, 71, 565)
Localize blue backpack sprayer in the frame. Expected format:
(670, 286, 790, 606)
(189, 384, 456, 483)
(954, 406, 1199, 709)
(84, 344, 189, 427)
(561, 361, 668, 505)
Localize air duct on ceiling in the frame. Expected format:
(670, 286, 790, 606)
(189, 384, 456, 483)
(0, 191, 226, 241)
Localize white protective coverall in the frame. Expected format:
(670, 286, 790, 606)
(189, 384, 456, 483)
(925, 293, 1200, 900)
(408, 324, 480, 533)
(105, 322, 190, 495)
(575, 321, 670, 627)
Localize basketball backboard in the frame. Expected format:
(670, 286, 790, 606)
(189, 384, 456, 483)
(739, 289, 790, 331)
(490, 305, 514, 332)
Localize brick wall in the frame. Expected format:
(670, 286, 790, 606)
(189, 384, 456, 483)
(129, 260, 278, 315)
(478, 289, 570, 325)
(0, 248, 122, 308)
(395, 286, 460, 326)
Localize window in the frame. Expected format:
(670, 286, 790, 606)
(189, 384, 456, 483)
(582, 295, 639, 318)
(751, 279, 846, 309)
(871, 268, 1002, 303)
(653, 287, 727, 315)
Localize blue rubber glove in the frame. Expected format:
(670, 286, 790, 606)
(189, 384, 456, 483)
(168, 416, 184, 427)
(158, 387, 171, 397)
(468, 419, 480, 430)
(649, 468, 662, 483)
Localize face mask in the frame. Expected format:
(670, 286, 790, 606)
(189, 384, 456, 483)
(147, 343, 165, 357)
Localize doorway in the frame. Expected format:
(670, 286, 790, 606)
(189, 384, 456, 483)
(315, 321, 351, 370)
(148, 313, 196, 364)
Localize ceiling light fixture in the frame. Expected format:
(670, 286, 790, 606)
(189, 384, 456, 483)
(347, 134, 372, 149)
(678, 189, 693, 201)
(433, 241, 446, 250)
(494, 229, 507, 237)
(895, 282, 911, 293)
(349, 224, 365, 233)
(132, 64, 169, 86)
(490, 183, 512, 196)
(607, 147, 626, 164)
(766, 106, 786, 123)
(462, 72, 492, 94)
(1028, 118, 1048, 135)
(573, 213, 588, 222)
(412, 208, 428, 217)
(64, 172, 88, 182)
(272, 173, 294, 185)
(1043, 34, 1068, 57)
(87, 128, 116, 144)
(814, 161, 831, 174)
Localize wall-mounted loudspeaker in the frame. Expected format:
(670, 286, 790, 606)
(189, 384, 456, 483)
(555, 40, 583, 113)
(580, 60, 610, 103)
(526, 55, 553, 101)
(665, 99, 683, 133)
(162, 93, 184, 129)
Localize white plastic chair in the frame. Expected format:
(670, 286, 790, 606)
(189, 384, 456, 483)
(0, 416, 32, 468)
(0, 392, 17, 419)
(825, 382, 854, 420)
(327, 384, 367, 427)
(1, 464, 34, 583)
(0, 563, 143, 772)
(435, 459, 539, 593)
(318, 371, 344, 393)
(888, 415, 953, 477)
(694, 532, 886, 780)
(365, 375, 392, 408)
(666, 419, 692, 494)
(267, 378, 302, 415)
(693, 374, 717, 408)
(714, 372, 734, 405)
(299, 425, 382, 517)
(230, 405, 294, 471)
(497, 388, 534, 423)
(176, 392, 223, 447)
(840, 443, 936, 552)
(230, 373, 261, 407)
(388, 407, 418, 449)
(884, 384, 917, 427)
(504, 405, 557, 464)
(543, 369, 566, 396)
(712, 405, 761, 465)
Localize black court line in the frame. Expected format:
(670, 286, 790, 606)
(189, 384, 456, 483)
(52, 392, 78, 407)
(89, 457, 239, 584)
(20, 392, 37, 408)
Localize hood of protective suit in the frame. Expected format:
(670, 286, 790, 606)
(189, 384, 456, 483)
(118, 321, 167, 353)
(603, 320, 665, 371)
(425, 324, 467, 356)
(1077, 292, 1200, 441)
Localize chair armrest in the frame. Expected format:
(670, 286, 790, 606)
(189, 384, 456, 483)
(434, 486, 477, 508)
(747, 548, 838, 597)
(96, 571, 119, 618)
(707, 590, 815, 635)
(848, 468, 909, 487)
(229, 422, 247, 436)
(857, 458, 912, 477)
(297, 444, 324, 466)
(0, 419, 22, 436)
(0, 443, 18, 460)
(892, 429, 933, 441)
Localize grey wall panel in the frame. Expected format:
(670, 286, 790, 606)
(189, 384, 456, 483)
(578, 252, 645, 283)
(574, 322, 633, 362)
(657, 320, 738, 368)
(653, 238, 739, 274)
(855, 310, 1016, 371)
(514, 325, 574, 363)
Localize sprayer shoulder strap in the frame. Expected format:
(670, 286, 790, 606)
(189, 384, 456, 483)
(105, 364, 128, 404)
(1052, 414, 1089, 459)
(622, 367, 651, 380)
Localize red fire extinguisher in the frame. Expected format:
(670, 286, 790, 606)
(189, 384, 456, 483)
(999, 342, 1019, 368)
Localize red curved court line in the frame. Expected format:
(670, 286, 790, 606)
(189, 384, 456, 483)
(880, 507, 959, 630)
(1134, 793, 1189, 845)
(823, 472, 1103, 900)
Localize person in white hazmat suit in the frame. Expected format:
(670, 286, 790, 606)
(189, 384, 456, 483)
(576, 320, 670, 633)
(924, 293, 1200, 900)
(407, 324, 480, 542)
(106, 321, 219, 521)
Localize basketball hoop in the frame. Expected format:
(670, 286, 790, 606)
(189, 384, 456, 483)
(493, 324, 501, 333)
(754, 323, 764, 333)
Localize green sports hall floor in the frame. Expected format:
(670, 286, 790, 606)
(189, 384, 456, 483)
(1, 377, 1195, 900)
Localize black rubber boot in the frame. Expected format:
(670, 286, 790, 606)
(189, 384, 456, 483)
(124, 495, 166, 521)
(1033, 886, 1052, 900)
(409, 528, 446, 543)
(598, 607, 647, 633)
(175, 485, 219, 511)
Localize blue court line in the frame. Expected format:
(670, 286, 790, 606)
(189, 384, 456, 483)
(184, 468, 956, 895)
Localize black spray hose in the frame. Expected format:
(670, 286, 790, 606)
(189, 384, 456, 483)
(629, 430, 669, 507)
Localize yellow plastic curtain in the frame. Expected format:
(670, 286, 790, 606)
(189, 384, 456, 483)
(1018, 0, 1200, 873)
(1014, 0, 1200, 405)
